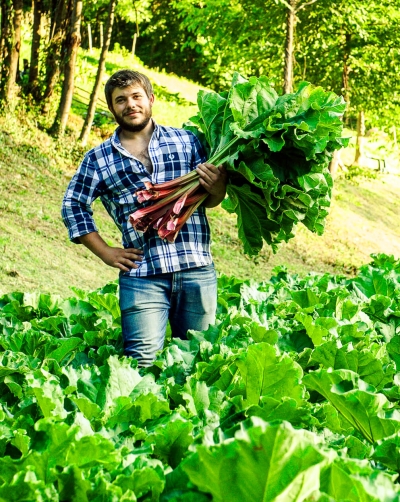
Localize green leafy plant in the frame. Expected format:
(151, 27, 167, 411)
(0, 253, 400, 499)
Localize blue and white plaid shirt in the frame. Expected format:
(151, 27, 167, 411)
(61, 123, 213, 276)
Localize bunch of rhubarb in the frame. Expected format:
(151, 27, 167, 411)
(129, 72, 348, 254)
(128, 170, 209, 242)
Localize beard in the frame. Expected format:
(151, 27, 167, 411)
(113, 109, 152, 132)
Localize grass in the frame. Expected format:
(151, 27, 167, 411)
(1, 47, 399, 296)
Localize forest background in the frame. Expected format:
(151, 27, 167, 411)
(0, 0, 400, 296)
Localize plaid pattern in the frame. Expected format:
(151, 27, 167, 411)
(61, 123, 213, 276)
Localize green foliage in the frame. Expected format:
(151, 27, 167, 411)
(298, 0, 400, 126)
(185, 73, 348, 255)
(0, 254, 400, 498)
(344, 166, 379, 182)
(150, 0, 400, 128)
(152, 84, 191, 106)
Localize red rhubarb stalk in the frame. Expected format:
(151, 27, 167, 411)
(136, 187, 178, 203)
(151, 169, 200, 190)
(129, 179, 200, 232)
(172, 179, 202, 215)
(130, 180, 199, 222)
(158, 193, 209, 242)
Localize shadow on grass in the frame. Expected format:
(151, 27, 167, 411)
(336, 176, 400, 230)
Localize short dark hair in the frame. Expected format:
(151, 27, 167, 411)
(105, 70, 153, 108)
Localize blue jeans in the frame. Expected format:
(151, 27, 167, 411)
(119, 264, 217, 367)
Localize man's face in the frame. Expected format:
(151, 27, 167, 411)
(109, 84, 154, 132)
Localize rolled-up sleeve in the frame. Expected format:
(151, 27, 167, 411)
(61, 154, 102, 244)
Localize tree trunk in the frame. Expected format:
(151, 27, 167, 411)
(4, 0, 23, 100)
(99, 22, 103, 47)
(51, 0, 82, 136)
(283, 0, 296, 94)
(79, 0, 116, 146)
(341, 32, 351, 126)
(132, 32, 137, 57)
(354, 110, 366, 165)
(42, 0, 71, 104)
(0, 0, 9, 67)
(48, 0, 58, 39)
(341, 33, 351, 103)
(328, 149, 346, 178)
(28, 0, 44, 100)
(87, 23, 92, 52)
(0, 0, 13, 100)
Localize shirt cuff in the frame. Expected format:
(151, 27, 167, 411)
(69, 222, 98, 244)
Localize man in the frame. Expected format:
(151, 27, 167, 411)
(62, 70, 227, 367)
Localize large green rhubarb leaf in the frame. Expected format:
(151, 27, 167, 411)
(182, 419, 331, 502)
(372, 432, 400, 472)
(192, 90, 227, 157)
(319, 457, 400, 502)
(303, 369, 400, 443)
(235, 342, 305, 407)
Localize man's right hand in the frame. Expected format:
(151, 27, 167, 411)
(100, 246, 144, 272)
(79, 232, 143, 272)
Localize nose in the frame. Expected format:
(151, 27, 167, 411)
(126, 97, 137, 109)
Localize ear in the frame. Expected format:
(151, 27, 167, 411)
(150, 93, 155, 105)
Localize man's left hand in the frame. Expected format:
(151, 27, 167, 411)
(196, 163, 228, 197)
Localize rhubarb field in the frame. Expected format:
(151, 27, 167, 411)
(0, 254, 400, 501)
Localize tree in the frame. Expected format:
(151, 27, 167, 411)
(6, 0, 23, 98)
(354, 110, 366, 165)
(162, 0, 399, 131)
(114, 0, 151, 51)
(297, 0, 400, 124)
(282, 0, 318, 93)
(283, 0, 296, 94)
(135, 0, 203, 84)
(169, 0, 318, 92)
(42, 0, 73, 103)
(0, 0, 14, 100)
(79, 0, 117, 146)
(170, 0, 285, 90)
(27, 0, 44, 100)
(292, 0, 400, 166)
(0, 0, 22, 102)
(51, 0, 82, 135)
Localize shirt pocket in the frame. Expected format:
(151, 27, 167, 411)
(157, 145, 193, 182)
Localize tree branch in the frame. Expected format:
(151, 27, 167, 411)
(296, 0, 318, 12)
(275, 0, 294, 12)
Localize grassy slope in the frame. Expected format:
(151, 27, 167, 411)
(1, 51, 399, 296)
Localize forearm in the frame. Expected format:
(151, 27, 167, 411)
(203, 189, 226, 208)
(78, 231, 110, 261)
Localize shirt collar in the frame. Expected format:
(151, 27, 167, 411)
(111, 119, 160, 153)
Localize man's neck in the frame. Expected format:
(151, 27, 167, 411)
(119, 119, 155, 144)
